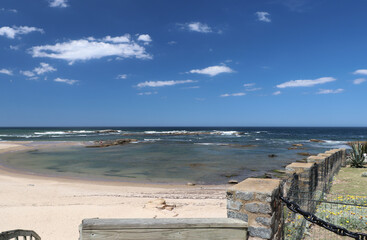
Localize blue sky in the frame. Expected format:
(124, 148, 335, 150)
(0, 0, 366, 127)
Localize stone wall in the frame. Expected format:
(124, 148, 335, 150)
(226, 148, 346, 240)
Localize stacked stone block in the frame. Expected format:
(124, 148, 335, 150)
(227, 178, 282, 240)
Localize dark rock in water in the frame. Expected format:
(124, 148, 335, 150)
(264, 173, 272, 178)
(86, 139, 137, 148)
(310, 139, 325, 143)
(188, 163, 206, 168)
(297, 152, 311, 156)
(96, 129, 120, 133)
(221, 173, 240, 178)
(288, 147, 298, 150)
(228, 179, 238, 184)
(268, 154, 277, 158)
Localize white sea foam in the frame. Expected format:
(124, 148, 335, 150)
(211, 131, 240, 136)
(144, 138, 162, 142)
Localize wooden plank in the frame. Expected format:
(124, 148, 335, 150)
(82, 228, 247, 240)
(82, 218, 248, 230)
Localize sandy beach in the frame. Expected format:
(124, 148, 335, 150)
(0, 142, 227, 240)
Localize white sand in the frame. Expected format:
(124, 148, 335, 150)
(0, 142, 227, 239)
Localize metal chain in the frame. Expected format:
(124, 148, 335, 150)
(280, 196, 367, 240)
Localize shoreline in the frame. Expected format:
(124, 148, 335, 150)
(0, 141, 227, 239)
(0, 141, 227, 188)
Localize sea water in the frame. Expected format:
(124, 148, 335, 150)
(0, 127, 365, 184)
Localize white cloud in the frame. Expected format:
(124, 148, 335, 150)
(137, 34, 152, 42)
(49, 0, 68, 8)
(180, 22, 213, 33)
(189, 65, 234, 77)
(33, 63, 57, 75)
(168, 41, 177, 45)
(138, 91, 157, 96)
(0, 69, 13, 75)
(220, 92, 246, 97)
(0, 8, 17, 13)
(103, 35, 130, 43)
(20, 63, 56, 78)
(0, 26, 44, 39)
(353, 78, 366, 85)
(30, 35, 152, 64)
(9, 45, 20, 50)
(117, 74, 127, 79)
(353, 69, 367, 75)
(137, 80, 196, 88)
(54, 77, 78, 85)
(20, 70, 35, 77)
(243, 83, 255, 87)
(273, 91, 281, 95)
(246, 87, 262, 92)
(317, 88, 344, 94)
(276, 77, 336, 88)
(256, 12, 271, 22)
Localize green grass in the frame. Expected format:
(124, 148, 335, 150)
(330, 167, 367, 195)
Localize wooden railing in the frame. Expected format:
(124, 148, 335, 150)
(79, 218, 248, 240)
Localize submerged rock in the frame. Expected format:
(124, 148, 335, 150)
(292, 144, 304, 147)
(297, 152, 311, 156)
(310, 139, 325, 143)
(268, 154, 277, 158)
(228, 179, 238, 184)
(86, 139, 137, 148)
(96, 129, 120, 133)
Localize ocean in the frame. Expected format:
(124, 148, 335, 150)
(0, 127, 366, 184)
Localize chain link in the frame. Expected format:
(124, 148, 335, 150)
(280, 196, 367, 240)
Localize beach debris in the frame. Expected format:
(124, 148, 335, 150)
(268, 154, 277, 158)
(297, 152, 311, 156)
(292, 144, 304, 147)
(310, 139, 325, 143)
(186, 182, 196, 186)
(86, 139, 137, 148)
(145, 199, 176, 211)
(228, 179, 238, 184)
(361, 172, 367, 177)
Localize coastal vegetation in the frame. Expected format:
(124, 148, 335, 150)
(348, 142, 367, 168)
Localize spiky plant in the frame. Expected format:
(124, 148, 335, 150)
(350, 142, 365, 168)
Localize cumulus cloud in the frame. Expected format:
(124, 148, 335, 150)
(353, 69, 367, 75)
(33, 63, 57, 75)
(353, 78, 366, 85)
(117, 74, 127, 79)
(137, 80, 196, 88)
(317, 89, 344, 94)
(189, 65, 234, 77)
(276, 77, 336, 88)
(20, 70, 35, 77)
(29, 35, 152, 64)
(0, 26, 44, 39)
(54, 77, 78, 85)
(273, 91, 281, 95)
(220, 92, 246, 97)
(49, 0, 68, 8)
(137, 34, 152, 42)
(256, 12, 271, 22)
(20, 63, 56, 78)
(0, 69, 13, 75)
(179, 22, 214, 33)
(243, 83, 261, 91)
